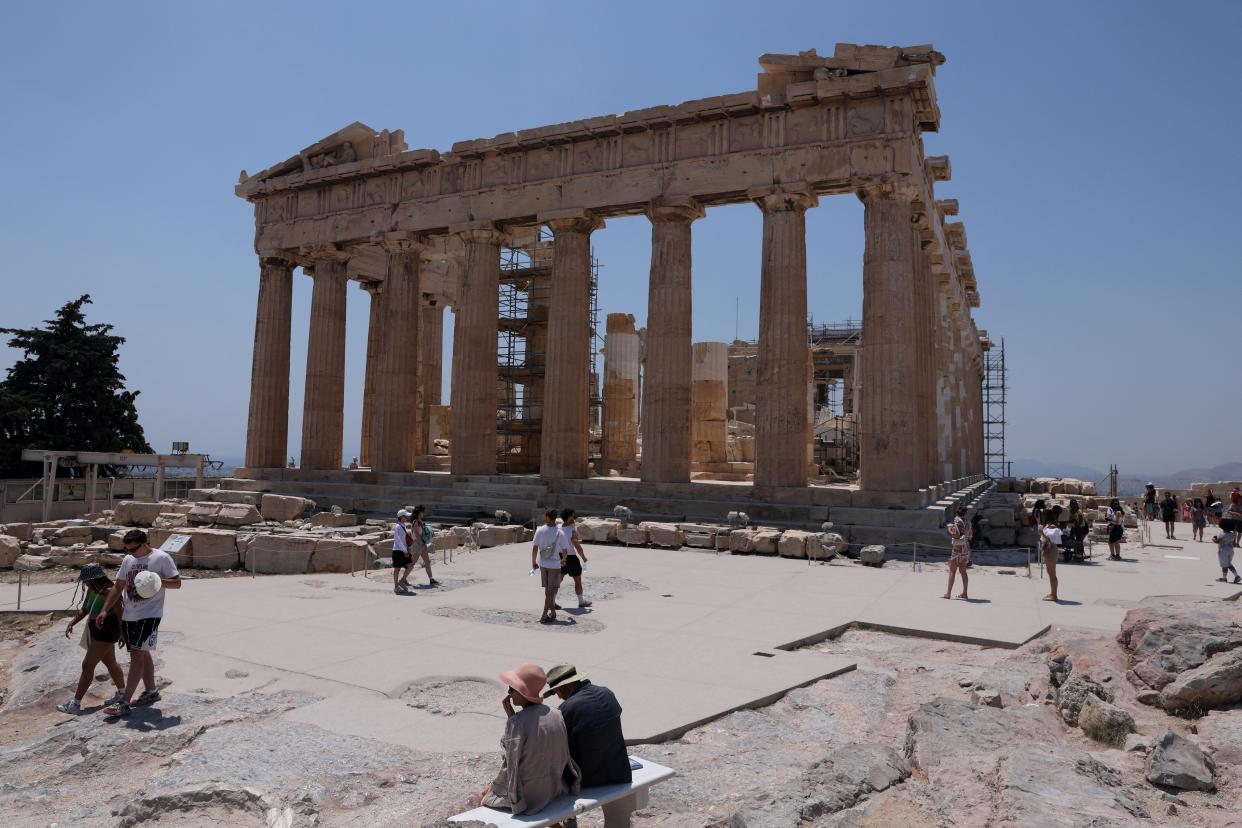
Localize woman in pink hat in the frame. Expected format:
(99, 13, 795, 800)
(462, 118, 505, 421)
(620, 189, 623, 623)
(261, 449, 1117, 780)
(477, 661, 581, 814)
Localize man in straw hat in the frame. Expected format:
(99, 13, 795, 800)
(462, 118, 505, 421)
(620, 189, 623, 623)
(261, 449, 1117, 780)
(545, 663, 634, 825)
(477, 661, 580, 815)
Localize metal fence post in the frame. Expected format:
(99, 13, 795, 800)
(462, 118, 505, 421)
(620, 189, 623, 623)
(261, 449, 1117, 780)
(16, 571, 22, 611)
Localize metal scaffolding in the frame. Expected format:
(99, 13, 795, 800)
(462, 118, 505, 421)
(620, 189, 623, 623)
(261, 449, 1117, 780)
(983, 337, 1010, 479)
(495, 228, 600, 473)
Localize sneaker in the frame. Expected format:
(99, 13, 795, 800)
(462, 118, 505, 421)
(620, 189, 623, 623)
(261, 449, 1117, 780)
(103, 701, 131, 717)
(104, 690, 125, 706)
(553, 603, 563, 610)
(56, 699, 81, 714)
(1218, 577, 1229, 582)
(1234, 577, 1242, 585)
(578, 599, 593, 608)
(135, 689, 161, 705)
(428, 578, 441, 587)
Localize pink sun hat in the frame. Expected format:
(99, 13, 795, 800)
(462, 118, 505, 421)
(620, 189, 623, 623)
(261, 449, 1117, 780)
(500, 662, 547, 703)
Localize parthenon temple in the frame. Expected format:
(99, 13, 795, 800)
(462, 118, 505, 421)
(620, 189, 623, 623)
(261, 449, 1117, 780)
(234, 43, 991, 530)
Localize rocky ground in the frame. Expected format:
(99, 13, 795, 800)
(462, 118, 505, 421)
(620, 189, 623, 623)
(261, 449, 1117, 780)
(0, 597, 1238, 827)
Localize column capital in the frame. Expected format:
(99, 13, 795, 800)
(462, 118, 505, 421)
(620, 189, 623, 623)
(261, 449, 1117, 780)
(853, 174, 920, 204)
(297, 243, 350, 267)
(448, 220, 506, 245)
(748, 183, 817, 213)
(540, 208, 604, 235)
(258, 252, 296, 269)
(359, 279, 383, 296)
(646, 196, 704, 223)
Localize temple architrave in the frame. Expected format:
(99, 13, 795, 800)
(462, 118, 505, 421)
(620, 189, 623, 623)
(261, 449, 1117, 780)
(234, 44, 991, 528)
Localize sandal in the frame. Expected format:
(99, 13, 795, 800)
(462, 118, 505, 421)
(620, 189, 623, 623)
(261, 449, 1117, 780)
(103, 700, 131, 717)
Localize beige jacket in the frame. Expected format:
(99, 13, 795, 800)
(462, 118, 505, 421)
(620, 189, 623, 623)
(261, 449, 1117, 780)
(483, 703, 581, 814)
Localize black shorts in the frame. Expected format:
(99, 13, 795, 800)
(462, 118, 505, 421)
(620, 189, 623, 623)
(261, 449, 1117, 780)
(123, 617, 161, 652)
(561, 555, 582, 577)
(1108, 524, 1124, 543)
(393, 549, 412, 568)
(1221, 519, 1240, 534)
(89, 613, 121, 644)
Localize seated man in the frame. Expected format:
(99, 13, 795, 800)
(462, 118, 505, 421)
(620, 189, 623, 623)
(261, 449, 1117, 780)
(545, 663, 634, 826)
(480, 662, 581, 815)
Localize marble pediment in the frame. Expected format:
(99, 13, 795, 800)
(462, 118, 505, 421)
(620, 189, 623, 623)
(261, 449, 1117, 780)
(239, 121, 407, 186)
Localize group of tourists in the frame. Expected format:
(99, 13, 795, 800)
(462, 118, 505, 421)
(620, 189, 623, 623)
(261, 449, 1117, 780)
(56, 529, 180, 717)
(532, 508, 592, 623)
(391, 506, 440, 594)
(469, 661, 635, 825)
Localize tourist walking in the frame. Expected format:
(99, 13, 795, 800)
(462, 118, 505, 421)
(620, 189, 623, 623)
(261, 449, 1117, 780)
(532, 509, 566, 623)
(56, 564, 125, 714)
(1160, 492, 1178, 540)
(1213, 530, 1241, 584)
(1106, 499, 1124, 560)
(1143, 483, 1157, 522)
(559, 509, 592, 610)
(1191, 498, 1207, 543)
(392, 509, 414, 594)
(544, 663, 634, 826)
(943, 506, 971, 600)
(100, 530, 181, 717)
(474, 662, 581, 815)
(1041, 514, 1062, 602)
(408, 505, 440, 587)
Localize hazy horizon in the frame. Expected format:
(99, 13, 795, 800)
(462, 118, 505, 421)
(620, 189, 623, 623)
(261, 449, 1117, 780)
(2, 1, 1238, 473)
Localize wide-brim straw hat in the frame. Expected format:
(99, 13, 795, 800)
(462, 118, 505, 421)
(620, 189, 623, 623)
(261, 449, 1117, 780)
(500, 662, 547, 703)
(543, 663, 588, 697)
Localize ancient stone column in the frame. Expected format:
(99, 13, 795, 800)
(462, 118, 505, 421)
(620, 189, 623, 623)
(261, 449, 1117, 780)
(416, 297, 445, 457)
(371, 236, 424, 473)
(912, 245, 937, 485)
(858, 181, 921, 492)
(244, 255, 293, 469)
(358, 281, 384, 468)
(299, 248, 349, 470)
(750, 185, 817, 488)
(691, 341, 728, 466)
(540, 213, 602, 479)
(450, 226, 502, 475)
(642, 198, 702, 483)
(601, 313, 640, 471)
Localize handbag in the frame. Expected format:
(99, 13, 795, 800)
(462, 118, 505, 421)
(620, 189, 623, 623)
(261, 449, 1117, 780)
(79, 625, 91, 650)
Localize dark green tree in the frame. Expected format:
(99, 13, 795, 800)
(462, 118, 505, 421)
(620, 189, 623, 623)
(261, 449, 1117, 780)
(0, 295, 152, 477)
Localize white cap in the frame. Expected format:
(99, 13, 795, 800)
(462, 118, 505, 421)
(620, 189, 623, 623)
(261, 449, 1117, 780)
(397, 509, 411, 518)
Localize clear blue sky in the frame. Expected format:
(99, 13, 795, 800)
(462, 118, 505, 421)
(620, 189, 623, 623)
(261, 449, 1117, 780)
(2, 1, 1238, 475)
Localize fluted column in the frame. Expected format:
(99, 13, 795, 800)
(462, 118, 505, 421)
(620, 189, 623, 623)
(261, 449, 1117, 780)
(751, 185, 817, 488)
(451, 226, 502, 475)
(691, 342, 729, 466)
(642, 198, 702, 483)
(244, 255, 294, 469)
(858, 180, 921, 492)
(602, 313, 640, 470)
(358, 281, 384, 468)
(372, 235, 424, 472)
(415, 297, 445, 458)
(541, 212, 602, 479)
(912, 245, 937, 485)
(299, 248, 349, 470)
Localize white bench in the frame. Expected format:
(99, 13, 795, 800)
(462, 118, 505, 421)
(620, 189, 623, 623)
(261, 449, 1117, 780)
(449, 756, 674, 827)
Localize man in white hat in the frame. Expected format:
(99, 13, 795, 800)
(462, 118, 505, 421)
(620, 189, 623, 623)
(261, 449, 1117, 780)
(392, 509, 415, 594)
(100, 529, 181, 716)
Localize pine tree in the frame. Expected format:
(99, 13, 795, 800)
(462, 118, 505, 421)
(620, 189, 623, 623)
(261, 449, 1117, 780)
(0, 295, 152, 477)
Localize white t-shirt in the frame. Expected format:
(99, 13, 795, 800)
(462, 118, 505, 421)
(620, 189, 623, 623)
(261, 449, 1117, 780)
(558, 525, 579, 557)
(116, 549, 179, 621)
(392, 521, 410, 553)
(1043, 526, 1063, 548)
(533, 524, 563, 569)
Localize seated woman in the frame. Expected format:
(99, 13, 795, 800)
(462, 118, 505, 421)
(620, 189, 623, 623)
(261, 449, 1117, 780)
(480, 662, 581, 815)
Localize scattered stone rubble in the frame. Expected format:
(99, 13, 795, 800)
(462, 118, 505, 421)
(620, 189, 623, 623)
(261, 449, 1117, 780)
(972, 476, 1136, 548)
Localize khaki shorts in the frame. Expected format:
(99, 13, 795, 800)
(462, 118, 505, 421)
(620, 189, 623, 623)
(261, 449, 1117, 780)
(539, 567, 563, 590)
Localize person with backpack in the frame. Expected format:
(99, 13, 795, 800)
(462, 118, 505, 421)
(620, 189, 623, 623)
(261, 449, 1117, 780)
(532, 509, 566, 623)
(392, 509, 415, 594)
(1106, 499, 1125, 560)
(407, 505, 440, 588)
(56, 564, 126, 714)
(1067, 499, 1089, 561)
(943, 506, 971, 600)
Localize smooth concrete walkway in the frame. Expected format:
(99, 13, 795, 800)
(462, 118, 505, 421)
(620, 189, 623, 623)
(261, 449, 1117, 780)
(2, 529, 1235, 753)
